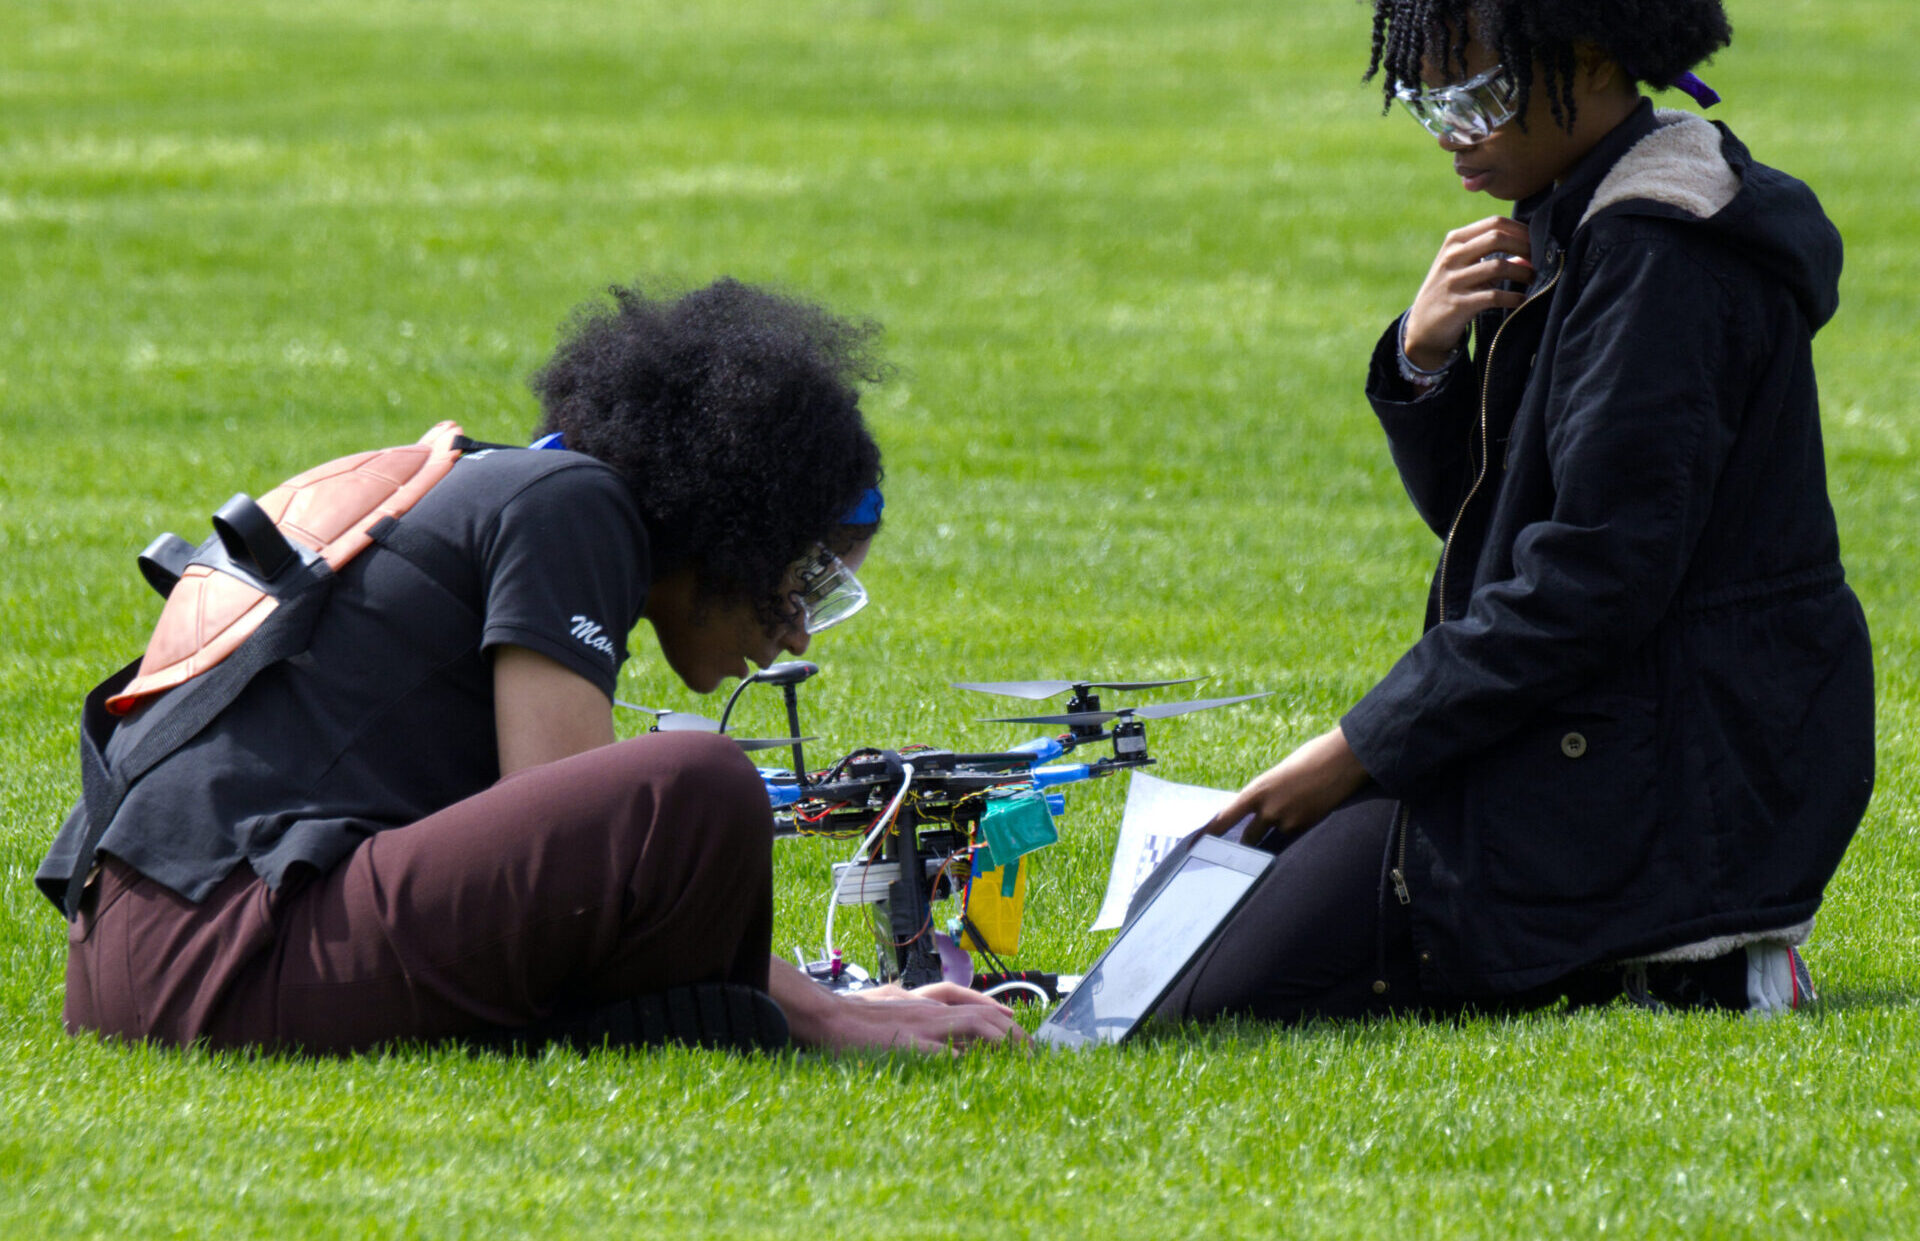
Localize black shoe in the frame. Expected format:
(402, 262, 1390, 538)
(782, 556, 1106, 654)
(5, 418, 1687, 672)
(482, 983, 790, 1055)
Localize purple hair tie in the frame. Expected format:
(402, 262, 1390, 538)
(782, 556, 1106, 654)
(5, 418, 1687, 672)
(1673, 71, 1721, 109)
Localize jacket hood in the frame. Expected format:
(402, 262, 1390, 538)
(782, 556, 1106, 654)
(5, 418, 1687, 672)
(1579, 110, 1843, 332)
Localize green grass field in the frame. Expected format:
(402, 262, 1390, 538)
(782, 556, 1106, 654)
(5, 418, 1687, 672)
(4, 1, 1917, 1235)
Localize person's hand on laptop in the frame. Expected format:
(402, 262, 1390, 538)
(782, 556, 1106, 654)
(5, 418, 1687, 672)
(1204, 726, 1371, 846)
(769, 966, 1027, 1055)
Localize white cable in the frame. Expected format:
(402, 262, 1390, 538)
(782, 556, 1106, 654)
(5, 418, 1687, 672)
(982, 980, 1053, 1004)
(822, 761, 915, 964)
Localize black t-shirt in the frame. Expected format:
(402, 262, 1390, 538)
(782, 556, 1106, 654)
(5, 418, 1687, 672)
(37, 447, 651, 905)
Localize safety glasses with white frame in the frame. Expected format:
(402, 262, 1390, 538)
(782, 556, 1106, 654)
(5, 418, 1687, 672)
(783, 544, 868, 634)
(1394, 63, 1521, 144)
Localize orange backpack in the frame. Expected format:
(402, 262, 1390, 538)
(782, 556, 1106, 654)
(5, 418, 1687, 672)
(109, 422, 469, 714)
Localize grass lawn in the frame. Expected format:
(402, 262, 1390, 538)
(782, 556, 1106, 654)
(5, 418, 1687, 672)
(4, 0, 1917, 1235)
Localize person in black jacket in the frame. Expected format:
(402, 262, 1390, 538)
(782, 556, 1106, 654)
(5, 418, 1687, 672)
(1163, 0, 1872, 1020)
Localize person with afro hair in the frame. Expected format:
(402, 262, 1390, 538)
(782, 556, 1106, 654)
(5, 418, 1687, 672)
(44, 278, 1023, 1056)
(1166, 1, 1871, 1020)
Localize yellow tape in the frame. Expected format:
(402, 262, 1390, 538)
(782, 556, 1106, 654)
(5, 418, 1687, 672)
(960, 857, 1027, 955)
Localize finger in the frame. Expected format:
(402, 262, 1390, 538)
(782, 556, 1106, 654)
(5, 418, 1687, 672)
(947, 990, 1015, 1014)
(1451, 248, 1534, 283)
(1444, 248, 1532, 288)
(913, 982, 1015, 1014)
(1203, 794, 1253, 835)
(1490, 256, 1535, 285)
(1435, 271, 1517, 306)
(1489, 216, 1533, 246)
(1440, 216, 1508, 249)
(1452, 216, 1529, 251)
(1242, 816, 1281, 849)
(1434, 260, 1529, 304)
(1446, 229, 1534, 271)
(878, 1022, 961, 1056)
(1461, 287, 1528, 313)
(956, 1016, 1024, 1047)
(922, 1013, 1014, 1051)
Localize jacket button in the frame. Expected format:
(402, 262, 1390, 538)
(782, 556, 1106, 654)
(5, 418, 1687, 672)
(1561, 732, 1588, 758)
(1419, 952, 1432, 964)
(1371, 980, 1389, 995)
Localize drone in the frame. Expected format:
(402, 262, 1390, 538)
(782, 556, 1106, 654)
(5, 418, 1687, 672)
(622, 666, 1269, 996)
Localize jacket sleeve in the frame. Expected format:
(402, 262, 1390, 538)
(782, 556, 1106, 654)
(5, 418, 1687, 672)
(1343, 226, 1752, 793)
(1365, 314, 1481, 539)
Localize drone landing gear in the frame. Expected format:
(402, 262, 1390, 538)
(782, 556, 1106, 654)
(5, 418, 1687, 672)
(883, 807, 944, 989)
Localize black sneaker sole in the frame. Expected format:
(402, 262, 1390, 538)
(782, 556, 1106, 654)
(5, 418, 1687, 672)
(482, 983, 790, 1055)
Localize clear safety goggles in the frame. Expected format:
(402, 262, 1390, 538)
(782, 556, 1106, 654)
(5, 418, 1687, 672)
(1394, 64, 1520, 143)
(783, 544, 868, 634)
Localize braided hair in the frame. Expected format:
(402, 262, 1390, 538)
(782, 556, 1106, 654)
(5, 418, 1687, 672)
(1364, 0, 1732, 131)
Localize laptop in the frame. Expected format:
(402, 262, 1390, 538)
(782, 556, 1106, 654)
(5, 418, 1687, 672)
(1035, 832, 1273, 1049)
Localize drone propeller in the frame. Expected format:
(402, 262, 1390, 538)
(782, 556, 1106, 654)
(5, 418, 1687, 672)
(952, 676, 1205, 701)
(616, 702, 725, 732)
(731, 735, 819, 753)
(982, 691, 1272, 727)
(614, 701, 812, 752)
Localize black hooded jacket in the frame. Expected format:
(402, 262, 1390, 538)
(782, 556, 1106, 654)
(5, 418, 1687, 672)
(1341, 101, 1873, 996)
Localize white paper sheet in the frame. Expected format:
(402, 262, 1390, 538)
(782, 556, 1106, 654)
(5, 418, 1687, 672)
(1091, 770, 1238, 930)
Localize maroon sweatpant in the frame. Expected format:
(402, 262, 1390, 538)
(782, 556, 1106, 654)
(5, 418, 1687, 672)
(62, 732, 774, 1054)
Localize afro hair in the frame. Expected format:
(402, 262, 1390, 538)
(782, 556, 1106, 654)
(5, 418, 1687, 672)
(530, 278, 885, 623)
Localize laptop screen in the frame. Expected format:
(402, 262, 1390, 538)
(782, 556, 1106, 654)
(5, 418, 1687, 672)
(1035, 835, 1271, 1049)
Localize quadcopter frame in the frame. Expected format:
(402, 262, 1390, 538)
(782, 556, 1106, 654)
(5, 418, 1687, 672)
(640, 670, 1267, 990)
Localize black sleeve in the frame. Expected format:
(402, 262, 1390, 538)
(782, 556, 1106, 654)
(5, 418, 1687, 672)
(477, 463, 651, 699)
(1365, 314, 1481, 540)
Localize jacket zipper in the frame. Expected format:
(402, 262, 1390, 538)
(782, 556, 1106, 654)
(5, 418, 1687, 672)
(1389, 802, 1413, 905)
(1434, 265, 1563, 622)
(1401, 263, 1563, 909)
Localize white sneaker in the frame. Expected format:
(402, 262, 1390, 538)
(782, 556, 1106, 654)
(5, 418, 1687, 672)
(1746, 944, 1816, 1016)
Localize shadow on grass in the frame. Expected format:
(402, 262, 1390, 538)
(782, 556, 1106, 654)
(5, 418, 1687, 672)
(1128, 981, 1920, 1052)
(18, 980, 1916, 1083)
(1799, 984, 1920, 1015)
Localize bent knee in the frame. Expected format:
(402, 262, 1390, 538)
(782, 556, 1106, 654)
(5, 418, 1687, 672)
(624, 729, 761, 782)
(616, 732, 772, 842)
